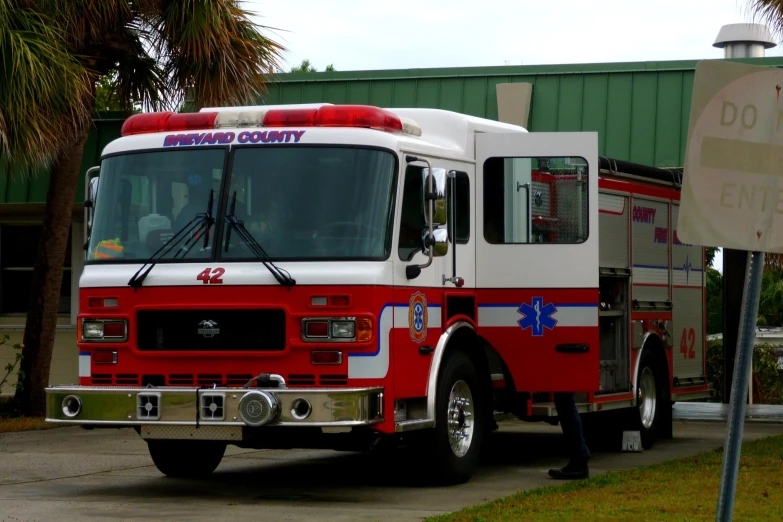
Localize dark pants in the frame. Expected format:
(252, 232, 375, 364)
(554, 392, 590, 465)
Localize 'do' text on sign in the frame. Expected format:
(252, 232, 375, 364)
(679, 60, 783, 253)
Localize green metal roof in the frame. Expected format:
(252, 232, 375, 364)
(264, 57, 783, 168)
(4, 57, 783, 206)
(0, 113, 125, 208)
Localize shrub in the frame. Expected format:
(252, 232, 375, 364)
(0, 333, 23, 394)
(706, 340, 783, 405)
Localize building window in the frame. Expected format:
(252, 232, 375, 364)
(0, 225, 72, 314)
(483, 156, 589, 244)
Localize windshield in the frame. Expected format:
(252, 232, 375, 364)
(87, 148, 226, 262)
(221, 146, 396, 261)
(87, 146, 397, 263)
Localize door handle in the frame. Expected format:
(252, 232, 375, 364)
(555, 343, 589, 353)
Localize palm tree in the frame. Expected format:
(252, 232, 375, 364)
(1, 0, 284, 416)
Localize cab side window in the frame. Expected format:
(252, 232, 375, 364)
(447, 172, 470, 244)
(398, 166, 426, 261)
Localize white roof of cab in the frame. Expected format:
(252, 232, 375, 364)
(198, 103, 527, 160)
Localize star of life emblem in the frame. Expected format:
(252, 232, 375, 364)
(409, 292, 428, 343)
(517, 297, 558, 336)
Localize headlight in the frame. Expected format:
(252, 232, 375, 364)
(83, 321, 105, 339)
(331, 321, 355, 338)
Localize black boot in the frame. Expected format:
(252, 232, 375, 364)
(548, 461, 589, 480)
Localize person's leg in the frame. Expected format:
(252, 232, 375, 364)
(549, 392, 590, 479)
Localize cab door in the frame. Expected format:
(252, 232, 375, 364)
(476, 132, 599, 392)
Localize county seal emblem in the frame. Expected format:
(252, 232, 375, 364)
(409, 292, 428, 343)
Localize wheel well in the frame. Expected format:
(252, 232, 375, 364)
(638, 332, 674, 440)
(446, 327, 489, 379)
(443, 328, 493, 420)
(638, 334, 670, 395)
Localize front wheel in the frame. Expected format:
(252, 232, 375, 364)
(147, 440, 226, 478)
(428, 349, 485, 484)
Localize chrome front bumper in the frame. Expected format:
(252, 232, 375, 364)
(45, 385, 384, 429)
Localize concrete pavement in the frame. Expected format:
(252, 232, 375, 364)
(1, 419, 782, 522)
(674, 401, 783, 422)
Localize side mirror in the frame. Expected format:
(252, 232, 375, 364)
(84, 166, 100, 250)
(421, 168, 447, 226)
(422, 228, 448, 258)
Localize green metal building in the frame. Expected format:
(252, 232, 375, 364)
(1, 56, 782, 390)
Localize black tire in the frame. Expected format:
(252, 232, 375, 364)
(634, 349, 668, 450)
(426, 349, 485, 485)
(147, 440, 226, 478)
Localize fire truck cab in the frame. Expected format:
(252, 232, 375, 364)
(47, 104, 711, 484)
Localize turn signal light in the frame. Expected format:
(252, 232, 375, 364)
(356, 318, 373, 342)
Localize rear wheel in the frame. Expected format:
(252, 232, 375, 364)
(147, 440, 226, 478)
(634, 349, 669, 450)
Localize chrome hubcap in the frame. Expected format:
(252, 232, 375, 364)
(447, 380, 474, 458)
(638, 367, 657, 429)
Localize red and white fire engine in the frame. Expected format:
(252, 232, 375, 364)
(46, 103, 711, 483)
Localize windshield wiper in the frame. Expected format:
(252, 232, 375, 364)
(223, 191, 295, 287)
(128, 190, 215, 289)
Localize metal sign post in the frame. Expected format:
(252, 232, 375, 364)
(715, 251, 764, 521)
(678, 60, 783, 522)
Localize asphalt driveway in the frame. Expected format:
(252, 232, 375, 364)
(1, 418, 782, 521)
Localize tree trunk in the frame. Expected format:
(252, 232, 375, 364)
(15, 129, 90, 417)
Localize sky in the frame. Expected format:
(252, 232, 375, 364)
(247, 0, 783, 72)
(246, 0, 781, 273)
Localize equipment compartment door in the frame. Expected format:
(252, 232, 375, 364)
(671, 203, 706, 382)
(476, 132, 600, 392)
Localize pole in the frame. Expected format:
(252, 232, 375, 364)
(722, 249, 748, 403)
(715, 251, 765, 522)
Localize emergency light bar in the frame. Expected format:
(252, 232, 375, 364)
(120, 105, 422, 137)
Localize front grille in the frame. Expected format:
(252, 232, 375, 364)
(320, 374, 348, 386)
(288, 374, 316, 386)
(197, 374, 222, 386)
(92, 374, 112, 384)
(169, 374, 194, 385)
(226, 374, 253, 386)
(116, 373, 139, 385)
(137, 309, 285, 351)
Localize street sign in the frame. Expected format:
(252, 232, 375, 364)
(679, 60, 783, 253)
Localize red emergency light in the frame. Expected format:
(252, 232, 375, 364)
(120, 111, 219, 136)
(264, 105, 403, 132)
(120, 105, 404, 136)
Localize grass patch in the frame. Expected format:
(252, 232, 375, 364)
(0, 417, 62, 434)
(429, 435, 783, 522)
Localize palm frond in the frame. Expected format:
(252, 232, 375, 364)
(148, 0, 285, 109)
(112, 26, 169, 112)
(35, 0, 133, 53)
(748, 0, 783, 39)
(0, 0, 91, 172)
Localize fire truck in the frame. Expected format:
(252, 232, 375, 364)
(46, 103, 711, 484)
